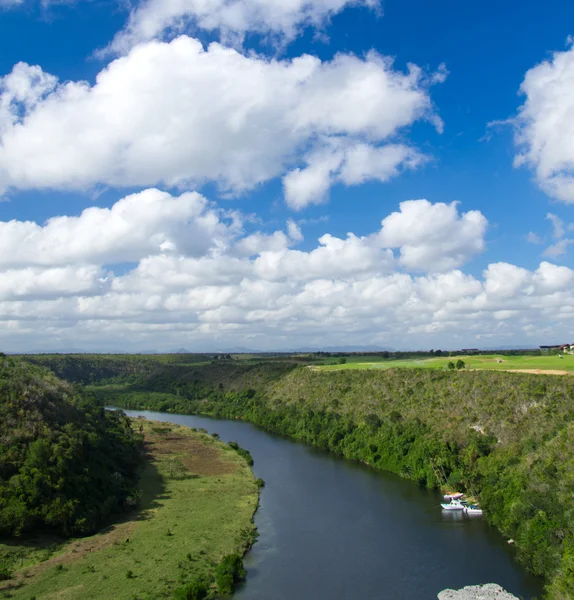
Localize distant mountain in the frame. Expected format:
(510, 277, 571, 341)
(479, 345, 538, 351)
(291, 345, 396, 353)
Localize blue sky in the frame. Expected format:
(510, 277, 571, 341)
(1, 0, 574, 351)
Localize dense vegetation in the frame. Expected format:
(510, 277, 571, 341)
(1, 419, 259, 599)
(18, 354, 574, 598)
(0, 355, 142, 537)
(22, 353, 214, 385)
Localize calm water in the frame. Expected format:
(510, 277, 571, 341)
(122, 409, 544, 600)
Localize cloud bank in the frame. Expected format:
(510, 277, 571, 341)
(1, 191, 571, 352)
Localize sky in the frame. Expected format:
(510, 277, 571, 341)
(1, 0, 574, 352)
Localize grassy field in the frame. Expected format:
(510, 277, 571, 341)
(0, 420, 259, 600)
(315, 353, 574, 373)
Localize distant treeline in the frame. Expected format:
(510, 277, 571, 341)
(16, 355, 574, 598)
(0, 356, 142, 537)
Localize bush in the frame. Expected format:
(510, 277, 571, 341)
(0, 565, 12, 581)
(214, 554, 246, 595)
(172, 580, 209, 600)
(255, 478, 265, 488)
(228, 442, 254, 466)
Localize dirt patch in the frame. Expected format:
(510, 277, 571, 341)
(1, 520, 136, 588)
(147, 433, 236, 476)
(504, 369, 572, 376)
(0, 425, 238, 592)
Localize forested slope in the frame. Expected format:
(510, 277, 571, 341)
(0, 355, 142, 537)
(90, 362, 574, 599)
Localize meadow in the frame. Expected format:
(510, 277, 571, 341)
(0, 420, 259, 600)
(314, 353, 574, 373)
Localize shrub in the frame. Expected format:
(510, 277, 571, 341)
(228, 442, 254, 466)
(172, 580, 209, 600)
(214, 554, 246, 595)
(0, 565, 12, 581)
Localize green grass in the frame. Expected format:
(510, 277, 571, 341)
(315, 353, 574, 373)
(0, 421, 259, 600)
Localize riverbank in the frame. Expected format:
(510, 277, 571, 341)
(0, 419, 259, 600)
(89, 364, 573, 599)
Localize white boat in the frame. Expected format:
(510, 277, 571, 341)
(443, 492, 464, 501)
(464, 504, 483, 516)
(441, 499, 466, 511)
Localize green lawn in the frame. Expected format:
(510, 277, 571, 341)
(0, 421, 259, 600)
(315, 353, 574, 373)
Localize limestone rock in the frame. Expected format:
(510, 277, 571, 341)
(438, 584, 520, 600)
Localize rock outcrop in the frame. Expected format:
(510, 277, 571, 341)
(438, 584, 519, 600)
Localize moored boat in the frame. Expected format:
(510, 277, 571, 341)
(441, 499, 466, 511)
(464, 504, 483, 516)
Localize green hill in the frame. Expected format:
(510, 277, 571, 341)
(0, 355, 142, 538)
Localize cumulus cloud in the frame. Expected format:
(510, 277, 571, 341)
(0, 188, 238, 267)
(514, 42, 574, 202)
(283, 141, 426, 210)
(0, 266, 108, 301)
(378, 200, 487, 271)
(2, 191, 569, 353)
(106, 0, 380, 54)
(0, 38, 443, 204)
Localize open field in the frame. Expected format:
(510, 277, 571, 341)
(0, 420, 259, 600)
(314, 353, 574, 374)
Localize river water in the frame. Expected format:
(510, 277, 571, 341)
(122, 409, 543, 600)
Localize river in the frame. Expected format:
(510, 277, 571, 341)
(122, 409, 544, 600)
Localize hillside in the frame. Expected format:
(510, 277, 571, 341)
(78, 360, 574, 600)
(2, 420, 259, 600)
(0, 355, 142, 537)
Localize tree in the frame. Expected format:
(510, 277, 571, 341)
(456, 360, 466, 370)
(447, 361, 456, 370)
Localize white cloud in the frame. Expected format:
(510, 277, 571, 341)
(0, 188, 238, 267)
(543, 239, 574, 258)
(0, 38, 443, 205)
(514, 43, 574, 202)
(106, 0, 380, 55)
(378, 200, 487, 272)
(0, 266, 108, 301)
(4, 192, 569, 353)
(283, 141, 425, 210)
(0, 0, 23, 7)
